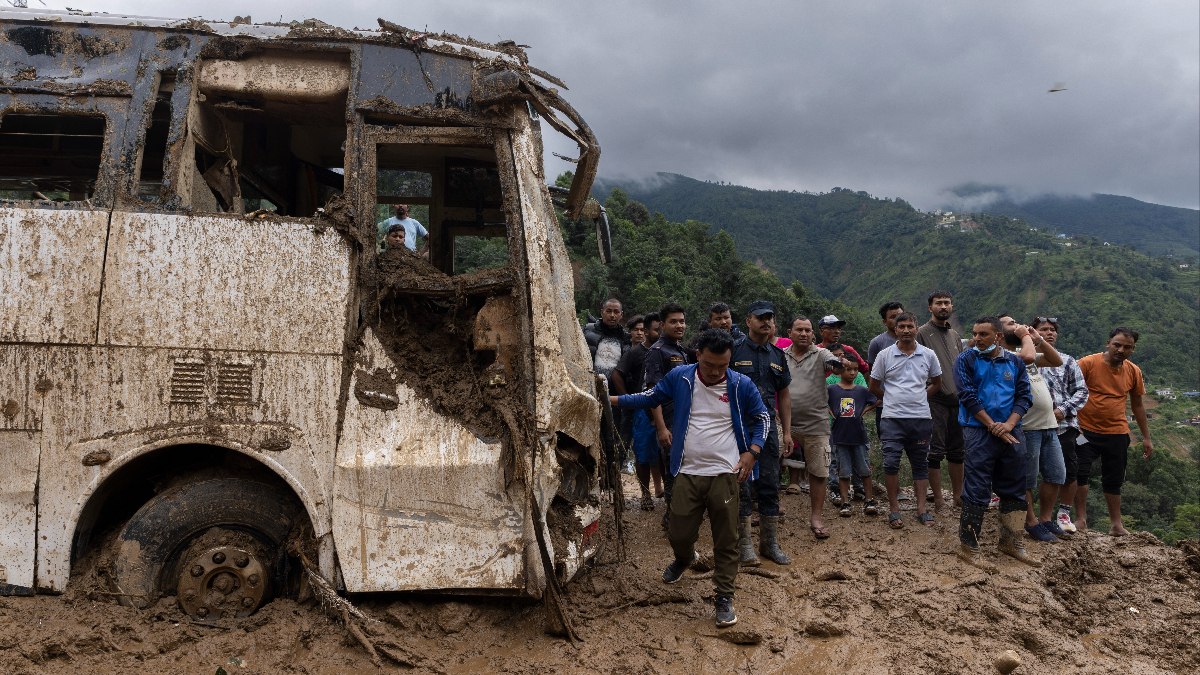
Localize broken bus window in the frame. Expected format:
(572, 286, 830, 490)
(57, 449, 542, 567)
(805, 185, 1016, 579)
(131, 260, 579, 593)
(0, 112, 106, 202)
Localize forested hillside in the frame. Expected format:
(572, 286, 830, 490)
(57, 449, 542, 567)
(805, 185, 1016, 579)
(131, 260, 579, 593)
(594, 173, 1200, 390)
(944, 184, 1200, 261)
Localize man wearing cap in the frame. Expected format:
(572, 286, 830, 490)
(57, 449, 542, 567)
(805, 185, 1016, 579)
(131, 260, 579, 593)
(817, 315, 869, 374)
(729, 301, 792, 564)
(783, 315, 845, 539)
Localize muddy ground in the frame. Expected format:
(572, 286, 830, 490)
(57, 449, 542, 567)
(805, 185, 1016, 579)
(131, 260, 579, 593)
(2, 476, 1197, 674)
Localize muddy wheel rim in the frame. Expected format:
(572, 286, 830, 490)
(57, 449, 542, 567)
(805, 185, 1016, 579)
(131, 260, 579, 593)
(176, 543, 268, 619)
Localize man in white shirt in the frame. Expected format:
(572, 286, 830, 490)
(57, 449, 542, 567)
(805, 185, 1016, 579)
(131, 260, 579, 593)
(377, 204, 428, 252)
(869, 312, 942, 530)
(611, 329, 767, 628)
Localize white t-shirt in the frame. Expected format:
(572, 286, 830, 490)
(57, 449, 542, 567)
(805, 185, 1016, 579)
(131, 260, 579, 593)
(593, 337, 623, 377)
(680, 376, 740, 476)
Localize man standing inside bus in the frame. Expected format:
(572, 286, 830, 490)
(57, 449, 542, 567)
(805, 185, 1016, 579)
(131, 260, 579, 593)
(377, 204, 427, 253)
(611, 329, 769, 628)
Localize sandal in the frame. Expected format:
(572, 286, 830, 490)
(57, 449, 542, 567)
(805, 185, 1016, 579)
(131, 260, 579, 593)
(784, 484, 802, 495)
(839, 504, 852, 517)
(888, 512, 904, 529)
(917, 512, 935, 527)
(641, 495, 655, 511)
(810, 524, 830, 539)
(864, 499, 880, 516)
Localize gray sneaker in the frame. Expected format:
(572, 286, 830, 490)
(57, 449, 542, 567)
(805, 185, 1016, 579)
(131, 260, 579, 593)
(714, 593, 738, 627)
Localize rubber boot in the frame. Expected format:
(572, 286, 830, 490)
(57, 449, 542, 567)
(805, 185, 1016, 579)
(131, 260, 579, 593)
(956, 502, 997, 572)
(738, 516, 760, 567)
(998, 510, 1042, 567)
(758, 515, 791, 565)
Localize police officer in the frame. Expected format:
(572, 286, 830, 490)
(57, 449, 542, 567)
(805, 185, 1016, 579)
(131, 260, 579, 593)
(729, 300, 792, 565)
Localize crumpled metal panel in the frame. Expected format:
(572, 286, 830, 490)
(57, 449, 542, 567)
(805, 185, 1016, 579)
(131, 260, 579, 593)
(356, 43, 475, 111)
(98, 212, 351, 354)
(333, 327, 527, 593)
(509, 116, 601, 448)
(0, 24, 146, 89)
(0, 208, 108, 344)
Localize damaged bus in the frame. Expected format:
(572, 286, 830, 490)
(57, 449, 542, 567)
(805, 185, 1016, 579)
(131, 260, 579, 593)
(0, 8, 612, 620)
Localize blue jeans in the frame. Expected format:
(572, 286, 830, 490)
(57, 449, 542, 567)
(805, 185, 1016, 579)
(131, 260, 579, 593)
(962, 426, 1027, 510)
(1022, 428, 1066, 488)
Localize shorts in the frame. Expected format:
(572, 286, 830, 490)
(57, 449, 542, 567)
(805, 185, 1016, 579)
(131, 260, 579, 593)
(833, 444, 871, 479)
(1022, 428, 1067, 489)
(1057, 427, 1079, 483)
(1076, 430, 1130, 495)
(631, 410, 658, 465)
(788, 430, 831, 478)
(879, 417, 932, 480)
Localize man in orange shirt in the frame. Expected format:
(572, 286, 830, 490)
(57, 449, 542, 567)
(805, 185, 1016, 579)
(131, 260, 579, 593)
(1073, 327, 1153, 536)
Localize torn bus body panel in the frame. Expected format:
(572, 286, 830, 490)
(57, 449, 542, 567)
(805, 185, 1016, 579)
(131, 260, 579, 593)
(335, 328, 529, 593)
(0, 7, 604, 604)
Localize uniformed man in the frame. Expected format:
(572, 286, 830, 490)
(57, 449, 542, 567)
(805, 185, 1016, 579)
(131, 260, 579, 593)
(729, 300, 792, 565)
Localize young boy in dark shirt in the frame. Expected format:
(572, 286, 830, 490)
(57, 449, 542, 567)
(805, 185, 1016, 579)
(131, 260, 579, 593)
(827, 359, 879, 516)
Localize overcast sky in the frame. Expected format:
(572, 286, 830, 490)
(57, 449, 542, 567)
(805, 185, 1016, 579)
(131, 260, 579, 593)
(51, 1, 1200, 210)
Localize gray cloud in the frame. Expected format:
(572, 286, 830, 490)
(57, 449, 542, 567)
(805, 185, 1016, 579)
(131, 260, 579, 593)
(60, 0, 1200, 209)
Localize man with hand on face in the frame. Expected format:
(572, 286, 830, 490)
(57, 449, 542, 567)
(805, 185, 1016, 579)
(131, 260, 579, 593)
(817, 315, 870, 375)
(1074, 327, 1152, 536)
(953, 316, 1036, 570)
(729, 301, 792, 565)
(611, 329, 769, 629)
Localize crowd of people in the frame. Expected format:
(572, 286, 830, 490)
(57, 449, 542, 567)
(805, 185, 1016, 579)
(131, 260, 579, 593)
(585, 293, 1153, 627)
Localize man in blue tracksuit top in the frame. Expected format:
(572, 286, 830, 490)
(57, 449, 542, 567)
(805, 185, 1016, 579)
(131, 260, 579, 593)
(611, 328, 770, 628)
(954, 315, 1036, 570)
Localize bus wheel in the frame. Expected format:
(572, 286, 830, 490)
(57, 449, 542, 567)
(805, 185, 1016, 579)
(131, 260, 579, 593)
(111, 477, 299, 617)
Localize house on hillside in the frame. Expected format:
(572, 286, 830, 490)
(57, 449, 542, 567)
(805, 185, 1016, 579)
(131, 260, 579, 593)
(1156, 388, 1177, 400)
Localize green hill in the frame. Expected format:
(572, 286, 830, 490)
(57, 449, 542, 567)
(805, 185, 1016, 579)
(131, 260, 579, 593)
(592, 173, 1199, 389)
(944, 184, 1200, 261)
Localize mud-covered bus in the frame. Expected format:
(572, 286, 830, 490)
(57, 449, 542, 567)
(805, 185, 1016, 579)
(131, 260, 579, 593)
(0, 8, 610, 620)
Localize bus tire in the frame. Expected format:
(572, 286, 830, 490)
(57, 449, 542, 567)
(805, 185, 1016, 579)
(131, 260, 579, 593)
(111, 476, 300, 615)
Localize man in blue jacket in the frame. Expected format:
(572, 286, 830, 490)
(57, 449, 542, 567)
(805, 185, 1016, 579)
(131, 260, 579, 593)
(954, 316, 1037, 571)
(612, 328, 769, 628)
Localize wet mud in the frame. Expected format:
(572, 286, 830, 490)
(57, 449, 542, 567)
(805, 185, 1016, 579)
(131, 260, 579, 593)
(4, 477, 1196, 674)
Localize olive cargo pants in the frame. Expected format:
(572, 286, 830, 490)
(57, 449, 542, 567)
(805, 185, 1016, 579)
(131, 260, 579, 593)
(669, 472, 740, 596)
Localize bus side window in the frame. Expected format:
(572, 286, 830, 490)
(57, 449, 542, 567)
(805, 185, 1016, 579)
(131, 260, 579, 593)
(181, 53, 350, 217)
(0, 113, 106, 202)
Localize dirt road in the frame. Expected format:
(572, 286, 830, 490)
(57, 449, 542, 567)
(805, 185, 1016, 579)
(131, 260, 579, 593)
(2, 477, 1197, 674)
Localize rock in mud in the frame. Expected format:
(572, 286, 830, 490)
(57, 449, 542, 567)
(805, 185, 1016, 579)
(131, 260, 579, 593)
(803, 620, 845, 637)
(707, 629, 762, 645)
(814, 568, 850, 581)
(994, 649, 1022, 673)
